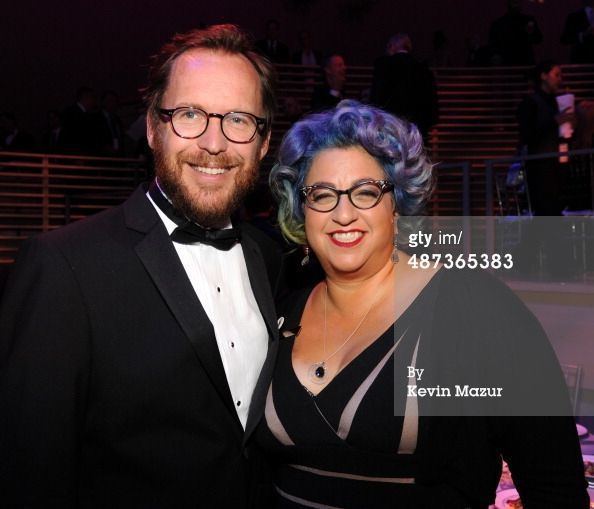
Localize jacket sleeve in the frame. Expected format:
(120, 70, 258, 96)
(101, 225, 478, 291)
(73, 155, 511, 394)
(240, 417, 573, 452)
(0, 236, 91, 508)
(465, 272, 589, 507)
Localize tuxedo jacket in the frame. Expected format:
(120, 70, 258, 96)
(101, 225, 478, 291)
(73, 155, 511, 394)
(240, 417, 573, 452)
(0, 185, 283, 508)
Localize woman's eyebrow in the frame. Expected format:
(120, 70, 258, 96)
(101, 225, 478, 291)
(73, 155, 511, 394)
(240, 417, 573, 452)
(306, 181, 335, 187)
(306, 178, 378, 188)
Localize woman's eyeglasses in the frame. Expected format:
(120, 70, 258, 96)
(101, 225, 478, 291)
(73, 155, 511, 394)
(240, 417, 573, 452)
(300, 180, 394, 212)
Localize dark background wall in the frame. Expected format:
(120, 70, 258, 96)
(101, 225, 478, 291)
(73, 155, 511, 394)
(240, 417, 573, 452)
(0, 0, 584, 137)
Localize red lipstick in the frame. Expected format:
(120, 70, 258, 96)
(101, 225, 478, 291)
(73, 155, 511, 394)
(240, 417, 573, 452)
(328, 230, 364, 247)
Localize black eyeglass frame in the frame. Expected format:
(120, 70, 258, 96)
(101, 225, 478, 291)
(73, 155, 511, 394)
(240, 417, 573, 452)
(300, 179, 395, 212)
(158, 107, 268, 144)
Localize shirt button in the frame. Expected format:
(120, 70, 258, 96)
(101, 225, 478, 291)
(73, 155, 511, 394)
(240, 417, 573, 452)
(230, 341, 235, 348)
(236, 401, 241, 407)
(216, 286, 221, 293)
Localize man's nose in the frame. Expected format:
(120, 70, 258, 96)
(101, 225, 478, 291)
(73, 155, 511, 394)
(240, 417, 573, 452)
(196, 118, 228, 154)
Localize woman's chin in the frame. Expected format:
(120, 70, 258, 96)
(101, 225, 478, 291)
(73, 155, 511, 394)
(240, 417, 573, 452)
(324, 256, 391, 280)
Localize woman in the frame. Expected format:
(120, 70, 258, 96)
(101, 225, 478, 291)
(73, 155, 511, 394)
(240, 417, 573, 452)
(517, 60, 574, 216)
(257, 101, 588, 508)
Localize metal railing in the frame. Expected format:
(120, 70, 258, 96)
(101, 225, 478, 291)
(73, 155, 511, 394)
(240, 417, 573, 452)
(484, 147, 594, 216)
(0, 151, 148, 263)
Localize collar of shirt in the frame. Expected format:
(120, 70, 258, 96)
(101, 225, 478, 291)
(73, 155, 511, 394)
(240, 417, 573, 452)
(146, 188, 232, 236)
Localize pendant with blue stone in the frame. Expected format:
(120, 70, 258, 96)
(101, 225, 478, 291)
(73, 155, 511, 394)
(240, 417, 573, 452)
(308, 362, 327, 385)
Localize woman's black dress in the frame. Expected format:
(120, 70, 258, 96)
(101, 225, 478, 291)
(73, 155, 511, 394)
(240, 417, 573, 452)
(255, 269, 588, 508)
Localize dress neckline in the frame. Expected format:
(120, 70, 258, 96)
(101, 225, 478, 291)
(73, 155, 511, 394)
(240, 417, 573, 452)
(287, 267, 444, 398)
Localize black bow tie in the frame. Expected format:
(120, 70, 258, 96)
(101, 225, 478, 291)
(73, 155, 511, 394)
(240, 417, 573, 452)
(148, 180, 241, 251)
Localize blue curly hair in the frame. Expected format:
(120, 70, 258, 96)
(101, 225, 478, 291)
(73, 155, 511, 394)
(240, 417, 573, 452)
(269, 100, 434, 244)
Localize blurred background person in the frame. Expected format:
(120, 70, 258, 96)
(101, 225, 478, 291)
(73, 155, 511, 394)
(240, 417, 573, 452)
(41, 110, 63, 152)
(370, 33, 438, 141)
(97, 90, 124, 156)
(561, 0, 594, 64)
(256, 19, 290, 64)
(311, 54, 347, 111)
(517, 60, 574, 216)
(0, 112, 35, 151)
(292, 30, 321, 67)
(60, 86, 101, 154)
(488, 0, 542, 66)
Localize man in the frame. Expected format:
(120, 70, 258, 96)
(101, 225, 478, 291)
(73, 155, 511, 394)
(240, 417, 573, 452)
(0, 24, 283, 507)
(0, 112, 35, 151)
(60, 86, 102, 154)
(310, 54, 347, 111)
(561, 0, 594, 64)
(97, 90, 124, 155)
(41, 110, 64, 152)
(255, 19, 289, 64)
(370, 34, 438, 140)
(292, 30, 321, 67)
(488, 0, 542, 66)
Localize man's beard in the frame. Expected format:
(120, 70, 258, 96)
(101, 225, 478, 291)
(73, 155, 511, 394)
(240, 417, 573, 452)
(153, 137, 260, 228)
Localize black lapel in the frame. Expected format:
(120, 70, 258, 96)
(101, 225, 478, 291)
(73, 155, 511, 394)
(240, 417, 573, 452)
(239, 229, 278, 340)
(123, 186, 241, 429)
(240, 227, 281, 441)
(244, 338, 278, 442)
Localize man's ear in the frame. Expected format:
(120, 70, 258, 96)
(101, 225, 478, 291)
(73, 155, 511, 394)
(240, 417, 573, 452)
(146, 113, 157, 149)
(259, 130, 271, 161)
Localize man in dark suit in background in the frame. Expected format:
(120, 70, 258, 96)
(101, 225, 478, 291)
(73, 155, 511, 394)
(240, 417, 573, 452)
(292, 30, 321, 67)
(97, 90, 125, 155)
(60, 86, 102, 154)
(370, 33, 438, 140)
(311, 54, 347, 111)
(0, 112, 35, 151)
(256, 19, 290, 64)
(0, 24, 282, 508)
(561, 0, 594, 64)
(488, 0, 542, 66)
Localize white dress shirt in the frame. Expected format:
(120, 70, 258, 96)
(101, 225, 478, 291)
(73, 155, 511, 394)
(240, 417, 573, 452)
(147, 192, 268, 429)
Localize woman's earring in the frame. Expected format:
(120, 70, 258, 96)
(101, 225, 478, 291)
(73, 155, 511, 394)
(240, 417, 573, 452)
(391, 235, 399, 264)
(301, 245, 310, 266)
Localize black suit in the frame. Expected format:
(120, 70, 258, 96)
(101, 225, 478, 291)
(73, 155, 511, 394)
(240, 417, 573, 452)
(488, 10, 542, 65)
(517, 90, 566, 216)
(61, 104, 102, 154)
(561, 8, 594, 63)
(310, 84, 342, 112)
(97, 110, 124, 155)
(0, 185, 283, 507)
(370, 53, 438, 139)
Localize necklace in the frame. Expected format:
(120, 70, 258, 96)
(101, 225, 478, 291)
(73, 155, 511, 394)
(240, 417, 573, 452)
(307, 283, 377, 385)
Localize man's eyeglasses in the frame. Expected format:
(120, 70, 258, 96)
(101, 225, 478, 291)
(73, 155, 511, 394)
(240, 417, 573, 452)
(300, 180, 394, 212)
(158, 107, 267, 144)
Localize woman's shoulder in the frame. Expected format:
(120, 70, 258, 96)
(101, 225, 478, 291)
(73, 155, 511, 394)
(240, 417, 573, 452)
(435, 268, 523, 308)
(432, 268, 549, 354)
